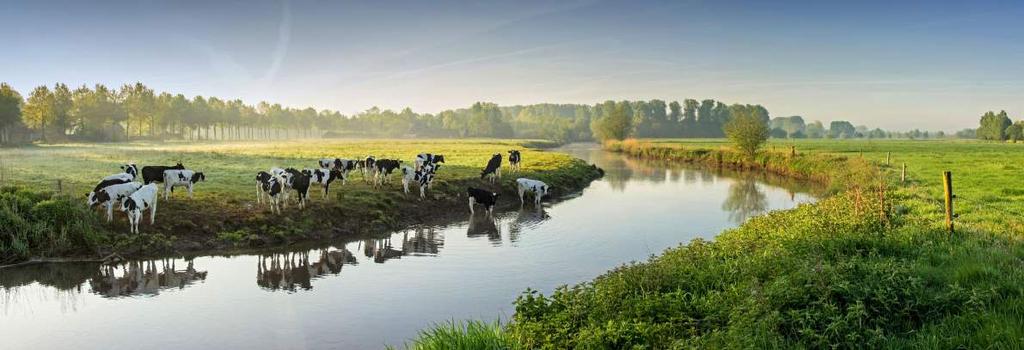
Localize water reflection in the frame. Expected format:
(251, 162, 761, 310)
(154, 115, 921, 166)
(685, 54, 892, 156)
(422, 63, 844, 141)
(257, 249, 356, 292)
(722, 179, 769, 224)
(91, 259, 207, 297)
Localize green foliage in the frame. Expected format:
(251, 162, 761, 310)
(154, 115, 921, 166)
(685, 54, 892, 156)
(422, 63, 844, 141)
(724, 109, 770, 158)
(394, 320, 517, 350)
(0, 188, 108, 264)
(978, 110, 1012, 141)
(591, 101, 633, 141)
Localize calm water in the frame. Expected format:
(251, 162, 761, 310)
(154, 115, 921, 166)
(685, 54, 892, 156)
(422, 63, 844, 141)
(0, 144, 816, 349)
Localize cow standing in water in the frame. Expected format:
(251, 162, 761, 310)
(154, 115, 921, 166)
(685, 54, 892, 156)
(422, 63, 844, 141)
(480, 153, 502, 183)
(508, 150, 522, 173)
(515, 178, 549, 207)
(467, 187, 499, 215)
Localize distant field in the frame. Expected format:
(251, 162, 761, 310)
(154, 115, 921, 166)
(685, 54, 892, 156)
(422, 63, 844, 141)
(0, 139, 567, 200)
(636, 138, 1024, 236)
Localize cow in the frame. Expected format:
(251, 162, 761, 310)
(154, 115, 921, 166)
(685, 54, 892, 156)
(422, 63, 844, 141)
(120, 183, 159, 234)
(285, 168, 311, 209)
(141, 163, 185, 184)
(480, 153, 502, 183)
(467, 187, 500, 215)
(270, 167, 294, 202)
(162, 169, 206, 200)
(259, 174, 286, 214)
(255, 171, 272, 203)
(515, 178, 549, 207)
(101, 163, 139, 182)
(319, 158, 357, 184)
(88, 182, 143, 222)
(373, 159, 402, 187)
(120, 163, 139, 178)
(414, 154, 445, 172)
(307, 168, 344, 199)
(400, 165, 434, 198)
(359, 156, 377, 183)
(508, 150, 521, 173)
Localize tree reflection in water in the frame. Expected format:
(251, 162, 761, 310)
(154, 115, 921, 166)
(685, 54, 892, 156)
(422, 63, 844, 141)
(721, 178, 769, 224)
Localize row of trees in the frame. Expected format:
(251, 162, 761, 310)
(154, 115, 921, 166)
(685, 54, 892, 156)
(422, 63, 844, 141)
(977, 110, 1024, 142)
(0, 81, 980, 145)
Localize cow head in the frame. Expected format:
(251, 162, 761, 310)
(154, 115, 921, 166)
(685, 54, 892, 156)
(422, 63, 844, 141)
(87, 191, 110, 207)
(434, 155, 445, 164)
(191, 172, 206, 183)
(173, 162, 185, 170)
(121, 163, 139, 176)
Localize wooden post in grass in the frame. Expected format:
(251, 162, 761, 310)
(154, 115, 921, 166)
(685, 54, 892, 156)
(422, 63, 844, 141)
(943, 171, 954, 234)
(901, 163, 907, 183)
(885, 152, 891, 166)
(790, 146, 796, 157)
(57, 179, 62, 193)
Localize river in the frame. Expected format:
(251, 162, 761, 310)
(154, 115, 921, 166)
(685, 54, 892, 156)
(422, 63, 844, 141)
(0, 144, 817, 349)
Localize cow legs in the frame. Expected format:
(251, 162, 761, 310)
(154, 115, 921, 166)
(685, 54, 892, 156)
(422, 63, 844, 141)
(518, 188, 525, 205)
(150, 196, 158, 225)
(106, 202, 114, 222)
(469, 197, 475, 214)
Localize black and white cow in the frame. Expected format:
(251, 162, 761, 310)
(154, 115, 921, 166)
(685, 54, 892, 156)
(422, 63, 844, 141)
(285, 168, 312, 209)
(467, 187, 499, 215)
(100, 163, 139, 183)
(88, 181, 143, 222)
(400, 165, 435, 198)
(373, 159, 403, 187)
(359, 156, 377, 183)
(319, 158, 357, 184)
(120, 183, 159, 234)
(307, 168, 344, 199)
(141, 163, 185, 184)
(255, 171, 272, 204)
(259, 174, 286, 214)
(120, 163, 139, 178)
(270, 167, 294, 202)
(480, 153, 502, 183)
(415, 154, 445, 172)
(515, 178, 549, 207)
(508, 150, 521, 173)
(162, 169, 206, 200)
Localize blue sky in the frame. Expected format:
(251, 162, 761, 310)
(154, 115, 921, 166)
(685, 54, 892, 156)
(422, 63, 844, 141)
(3, 0, 1022, 130)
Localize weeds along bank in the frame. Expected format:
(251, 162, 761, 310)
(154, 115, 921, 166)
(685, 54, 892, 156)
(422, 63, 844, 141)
(0, 139, 603, 265)
(404, 139, 1024, 349)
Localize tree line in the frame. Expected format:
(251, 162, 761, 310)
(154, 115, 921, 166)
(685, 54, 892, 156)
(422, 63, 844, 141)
(0, 81, 969, 145)
(976, 110, 1024, 142)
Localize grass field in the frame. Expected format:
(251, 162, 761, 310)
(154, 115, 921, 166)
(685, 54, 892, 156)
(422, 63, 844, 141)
(408, 138, 1024, 349)
(0, 139, 602, 264)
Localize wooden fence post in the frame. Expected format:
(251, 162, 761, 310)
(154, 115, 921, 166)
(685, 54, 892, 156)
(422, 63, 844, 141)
(943, 171, 954, 234)
(790, 146, 796, 157)
(57, 179, 63, 194)
(901, 163, 906, 183)
(886, 152, 891, 166)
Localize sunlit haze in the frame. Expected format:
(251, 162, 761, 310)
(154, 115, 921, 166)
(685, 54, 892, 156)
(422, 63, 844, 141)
(4, 0, 1023, 131)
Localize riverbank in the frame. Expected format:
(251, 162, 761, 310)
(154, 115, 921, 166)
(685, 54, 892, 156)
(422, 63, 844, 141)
(407, 139, 1024, 349)
(0, 139, 603, 266)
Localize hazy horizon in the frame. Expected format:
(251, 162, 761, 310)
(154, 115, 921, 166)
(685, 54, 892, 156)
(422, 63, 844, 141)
(4, 0, 1023, 131)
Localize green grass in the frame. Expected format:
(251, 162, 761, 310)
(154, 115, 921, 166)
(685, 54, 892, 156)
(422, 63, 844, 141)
(0, 139, 601, 263)
(391, 320, 518, 350)
(413, 138, 1024, 349)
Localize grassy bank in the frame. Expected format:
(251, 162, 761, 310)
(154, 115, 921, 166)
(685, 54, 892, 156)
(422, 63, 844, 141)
(406, 139, 1024, 349)
(0, 139, 602, 265)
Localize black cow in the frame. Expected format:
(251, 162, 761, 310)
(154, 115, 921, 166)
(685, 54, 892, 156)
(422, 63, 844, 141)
(285, 168, 312, 209)
(467, 187, 499, 215)
(373, 159, 403, 187)
(480, 153, 502, 183)
(255, 171, 272, 203)
(508, 150, 521, 173)
(141, 163, 185, 184)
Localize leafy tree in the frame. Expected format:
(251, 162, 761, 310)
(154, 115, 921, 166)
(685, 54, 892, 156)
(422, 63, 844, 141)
(591, 101, 633, 141)
(22, 85, 55, 141)
(828, 121, 857, 138)
(52, 83, 72, 139)
(724, 105, 769, 158)
(805, 121, 826, 138)
(1006, 122, 1024, 143)
(119, 82, 154, 139)
(978, 110, 1012, 141)
(0, 83, 24, 144)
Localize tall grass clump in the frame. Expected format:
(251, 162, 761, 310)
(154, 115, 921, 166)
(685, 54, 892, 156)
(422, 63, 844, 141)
(0, 186, 108, 264)
(393, 320, 518, 350)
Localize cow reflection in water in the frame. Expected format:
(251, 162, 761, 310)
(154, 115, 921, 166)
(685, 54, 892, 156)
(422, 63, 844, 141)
(507, 206, 549, 243)
(362, 228, 443, 264)
(257, 249, 356, 292)
(90, 259, 207, 298)
(467, 213, 500, 242)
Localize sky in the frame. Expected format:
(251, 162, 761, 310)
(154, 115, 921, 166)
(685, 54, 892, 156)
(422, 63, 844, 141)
(2, 0, 1023, 131)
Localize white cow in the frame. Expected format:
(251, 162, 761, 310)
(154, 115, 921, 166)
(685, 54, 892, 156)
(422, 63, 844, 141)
(515, 178, 549, 207)
(88, 182, 143, 222)
(260, 174, 286, 214)
(163, 169, 206, 200)
(400, 165, 434, 198)
(120, 183, 159, 234)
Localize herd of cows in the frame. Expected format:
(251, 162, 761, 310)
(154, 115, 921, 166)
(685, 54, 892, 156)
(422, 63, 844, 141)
(84, 149, 551, 234)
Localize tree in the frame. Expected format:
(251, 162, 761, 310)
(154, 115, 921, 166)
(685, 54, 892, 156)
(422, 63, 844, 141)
(724, 106, 769, 158)
(828, 121, 857, 138)
(1006, 121, 1024, 143)
(978, 110, 1012, 141)
(805, 121, 825, 138)
(0, 83, 24, 144)
(120, 82, 154, 139)
(22, 85, 55, 142)
(52, 83, 72, 139)
(591, 101, 633, 141)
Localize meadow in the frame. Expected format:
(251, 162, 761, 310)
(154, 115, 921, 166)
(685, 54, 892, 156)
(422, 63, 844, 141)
(405, 138, 1024, 349)
(0, 139, 603, 264)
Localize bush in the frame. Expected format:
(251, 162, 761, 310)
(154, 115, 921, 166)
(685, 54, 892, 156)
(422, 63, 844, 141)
(393, 320, 517, 350)
(0, 187, 108, 264)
